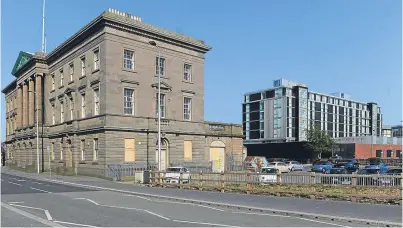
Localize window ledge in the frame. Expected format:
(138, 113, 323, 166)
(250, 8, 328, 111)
(154, 75, 169, 79)
(122, 68, 137, 73)
(79, 161, 86, 164)
(50, 89, 55, 93)
(92, 68, 100, 74)
(182, 80, 193, 84)
(68, 80, 74, 85)
(58, 85, 64, 89)
(79, 75, 86, 80)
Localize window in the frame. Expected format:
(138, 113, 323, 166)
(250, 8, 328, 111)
(51, 104, 55, 124)
(123, 88, 135, 115)
(80, 140, 85, 161)
(93, 139, 98, 161)
(184, 64, 192, 81)
(387, 150, 392, 158)
(123, 49, 135, 70)
(94, 88, 100, 115)
(183, 97, 192, 121)
(51, 142, 55, 160)
(81, 57, 86, 76)
(397, 150, 402, 158)
(60, 69, 64, 86)
(69, 98, 74, 120)
(184, 141, 192, 161)
(60, 101, 64, 122)
(81, 94, 86, 118)
(51, 74, 55, 90)
(376, 150, 382, 158)
(69, 63, 74, 81)
(155, 57, 165, 76)
(156, 93, 166, 118)
(124, 139, 136, 162)
(93, 48, 100, 71)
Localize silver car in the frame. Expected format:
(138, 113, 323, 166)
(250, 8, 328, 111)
(286, 161, 304, 171)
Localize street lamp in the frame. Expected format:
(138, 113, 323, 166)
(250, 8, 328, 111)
(149, 40, 162, 171)
(28, 90, 40, 174)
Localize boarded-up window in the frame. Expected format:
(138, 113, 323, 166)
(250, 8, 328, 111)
(184, 141, 192, 161)
(124, 139, 136, 162)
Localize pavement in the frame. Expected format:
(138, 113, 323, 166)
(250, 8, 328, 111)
(1, 168, 401, 227)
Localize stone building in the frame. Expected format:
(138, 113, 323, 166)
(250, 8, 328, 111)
(2, 9, 243, 176)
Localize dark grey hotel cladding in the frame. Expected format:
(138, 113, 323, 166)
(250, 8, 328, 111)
(243, 79, 382, 144)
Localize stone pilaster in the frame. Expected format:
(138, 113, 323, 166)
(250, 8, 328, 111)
(28, 78, 35, 126)
(22, 82, 28, 127)
(16, 85, 23, 129)
(35, 74, 43, 124)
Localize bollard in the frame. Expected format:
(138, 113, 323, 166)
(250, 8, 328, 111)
(199, 171, 203, 190)
(179, 172, 183, 189)
(220, 172, 225, 193)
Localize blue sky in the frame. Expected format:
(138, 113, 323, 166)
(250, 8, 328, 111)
(1, 0, 402, 140)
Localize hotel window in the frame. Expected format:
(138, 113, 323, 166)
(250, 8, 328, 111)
(81, 94, 86, 118)
(81, 140, 85, 161)
(124, 88, 135, 115)
(155, 57, 165, 76)
(69, 98, 74, 120)
(51, 104, 55, 124)
(123, 49, 135, 70)
(183, 97, 192, 121)
(51, 74, 55, 90)
(81, 56, 86, 76)
(156, 93, 166, 118)
(93, 48, 100, 71)
(69, 63, 74, 81)
(60, 101, 64, 122)
(94, 88, 100, 115)
(184, 64, 192, 81)
(60, 69, 64, 86)
(93, 139, 98, 161)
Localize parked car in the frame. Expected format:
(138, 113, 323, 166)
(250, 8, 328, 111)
(329, 155, 343, 164)
(322, 168, 351, 185)
(375, 168, 403, 186)
(365, 157, 389, 173)
(311, 160, 333, 173)
(266, 162, 290, 173)
(259, 167, 280, 184)
(286, 161, 304, 172)
(164, 166, 191, 184)
(356, 167, 387, 186)
(335, 159, 360, 173)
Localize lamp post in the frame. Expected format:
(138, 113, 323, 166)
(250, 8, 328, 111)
(28, 90, 40, 174)
(149, 40, 162, 171)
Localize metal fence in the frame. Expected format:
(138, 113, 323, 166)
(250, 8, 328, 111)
(107, 162, 157, 181)
(149, 171, 402, 188)
(169, 160, 213, 172)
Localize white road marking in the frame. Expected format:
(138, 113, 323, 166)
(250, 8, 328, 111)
(8, 181, 22, 186)
(30, 187, 52, 193)
(32, 181, 43, 185)
(74, 198, 100, 205)
(232, 211, 291, 218)
(297, 217, 350, 227)
(7, 202, 24, 204)
(53, 220, 99, 227)
(103, 205, 142, 211)
(1, 203, 65, 227)
(143, 209, 171, 220)
(9, 204, 53, 220)
(173, 219, 233, 227)
(136, 195, 152, 201)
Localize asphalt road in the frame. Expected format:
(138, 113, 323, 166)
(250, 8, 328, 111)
(1, 171, 373, 227)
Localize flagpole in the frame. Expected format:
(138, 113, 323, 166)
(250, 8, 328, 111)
(41, 0, 46, 53)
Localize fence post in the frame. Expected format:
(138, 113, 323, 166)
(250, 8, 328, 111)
(158, 171, 162, 184)
(220, 172, 225, 193)
(310, 172, 316, 184)
(246, 172, 251, 194)
(199, 171, 203, 190)
(179, 172, 183, 189)
(351, 173, 357, 202)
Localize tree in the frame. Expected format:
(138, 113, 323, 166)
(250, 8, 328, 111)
(305, 126, 335, 159)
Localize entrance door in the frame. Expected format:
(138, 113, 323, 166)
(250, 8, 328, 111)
(210, 147, 224, 173)
(155, 149, 167, 170)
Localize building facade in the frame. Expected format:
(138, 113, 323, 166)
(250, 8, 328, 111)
(3, 9, 243, 175)
(243, 79, 383, 145)
(381, 125, 392, 137)
(391, 125, 402, 138)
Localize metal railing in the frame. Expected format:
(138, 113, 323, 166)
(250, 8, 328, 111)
(107, 162, 157, 181)
(149, 171, 402, 189)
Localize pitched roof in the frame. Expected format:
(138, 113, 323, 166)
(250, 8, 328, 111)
(11, 51, 33, 76)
